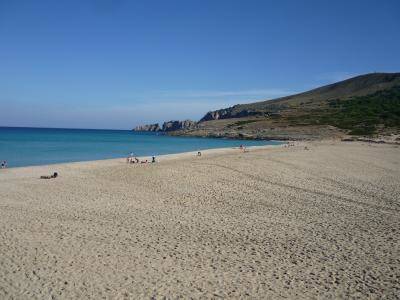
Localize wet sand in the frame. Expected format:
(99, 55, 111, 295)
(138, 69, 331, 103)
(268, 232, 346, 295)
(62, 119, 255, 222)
(0, 141, 399, 299)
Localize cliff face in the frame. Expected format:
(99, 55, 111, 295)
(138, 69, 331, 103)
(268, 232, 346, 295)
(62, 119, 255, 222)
(133, 120, 197, 132)
(200, 106, 267, 121)
(162, 120, 197, 132)
(133, 123, 161, 132)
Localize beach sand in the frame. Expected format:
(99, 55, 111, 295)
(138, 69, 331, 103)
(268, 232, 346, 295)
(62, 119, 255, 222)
(0, 141, 399, 299)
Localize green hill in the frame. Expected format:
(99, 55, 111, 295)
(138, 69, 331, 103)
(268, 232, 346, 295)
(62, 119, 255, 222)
(286, 85, 400, 135)
(179, 72, 400, 140)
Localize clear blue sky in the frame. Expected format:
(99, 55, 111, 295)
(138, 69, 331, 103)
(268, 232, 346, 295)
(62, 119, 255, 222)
(1, 0, 399, 129)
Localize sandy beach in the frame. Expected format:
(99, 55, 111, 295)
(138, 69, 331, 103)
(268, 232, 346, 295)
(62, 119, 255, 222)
(0, 141, 399, 299)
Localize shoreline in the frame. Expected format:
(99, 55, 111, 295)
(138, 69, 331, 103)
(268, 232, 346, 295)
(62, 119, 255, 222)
(0, 143, 286, 172)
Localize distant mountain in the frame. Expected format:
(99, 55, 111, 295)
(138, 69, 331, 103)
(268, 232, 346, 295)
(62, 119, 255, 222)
(200, 73, 400, 122)
(134, 73, 400, 140)
(172, 72, 400, 140)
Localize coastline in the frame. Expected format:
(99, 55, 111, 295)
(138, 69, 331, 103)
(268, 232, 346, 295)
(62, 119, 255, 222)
(0, 143, 285, 171)
(1, 139, 399, 298)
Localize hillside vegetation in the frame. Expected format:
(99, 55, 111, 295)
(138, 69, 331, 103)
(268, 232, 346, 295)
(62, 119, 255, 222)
(286, 85, 400, 135)
(178, 73, 400, 140)
(201, 73, 400, 120)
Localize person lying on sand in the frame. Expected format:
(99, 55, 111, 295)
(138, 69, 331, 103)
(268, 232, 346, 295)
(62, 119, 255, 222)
(127, 153, 138, 163)
(127, 157, 140, 164)
(40, 172, 58, 179)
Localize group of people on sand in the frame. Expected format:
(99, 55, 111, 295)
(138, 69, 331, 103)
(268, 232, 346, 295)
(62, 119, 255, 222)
(285, 142, 295, 147)
(239, 144, 248, 152)
(127, 156, 140, 164)
(284, 142, 309, 150)
(127, 153, 156, 164)
(1, 161, 7, 169)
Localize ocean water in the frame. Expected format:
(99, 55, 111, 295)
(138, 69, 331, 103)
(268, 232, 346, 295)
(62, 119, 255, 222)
(0, 127, 281, 168)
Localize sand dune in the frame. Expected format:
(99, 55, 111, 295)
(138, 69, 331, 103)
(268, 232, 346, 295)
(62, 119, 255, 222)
(0, 141, 399, 299)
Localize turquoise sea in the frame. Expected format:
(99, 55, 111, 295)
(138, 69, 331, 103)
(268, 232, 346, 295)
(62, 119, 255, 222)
(0, 127, 281, 168)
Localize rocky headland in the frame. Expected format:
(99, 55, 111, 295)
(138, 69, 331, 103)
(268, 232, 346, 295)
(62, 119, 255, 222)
(133, 123, 161, 132)
(133, 73, 400, 141)
(133, 119, 197, 133)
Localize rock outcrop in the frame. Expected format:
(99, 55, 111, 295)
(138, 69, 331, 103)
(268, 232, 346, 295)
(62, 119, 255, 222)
(162, 120, 197, 132)
(133, 120, 197, 132)
(133, 123, 161, 132)
(200, 106, 266, 122)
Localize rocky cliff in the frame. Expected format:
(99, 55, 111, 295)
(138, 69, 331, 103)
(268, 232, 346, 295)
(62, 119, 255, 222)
(133, 120, 197, 132)
(162, 120, 197, 132)
(200, 106, 267, 121)
(133, 123, 161, 132)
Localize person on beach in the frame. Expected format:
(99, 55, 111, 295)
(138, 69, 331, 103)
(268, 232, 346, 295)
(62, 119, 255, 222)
(197, 151, 201, 156)
(152, 156, 156, 163)
(1, 161, 6, 169)
(40, 172, 58, 179)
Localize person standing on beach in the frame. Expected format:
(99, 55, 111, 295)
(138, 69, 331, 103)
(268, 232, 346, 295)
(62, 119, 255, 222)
(1, 161, 6, 168)
(127, 152, 135, 163)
